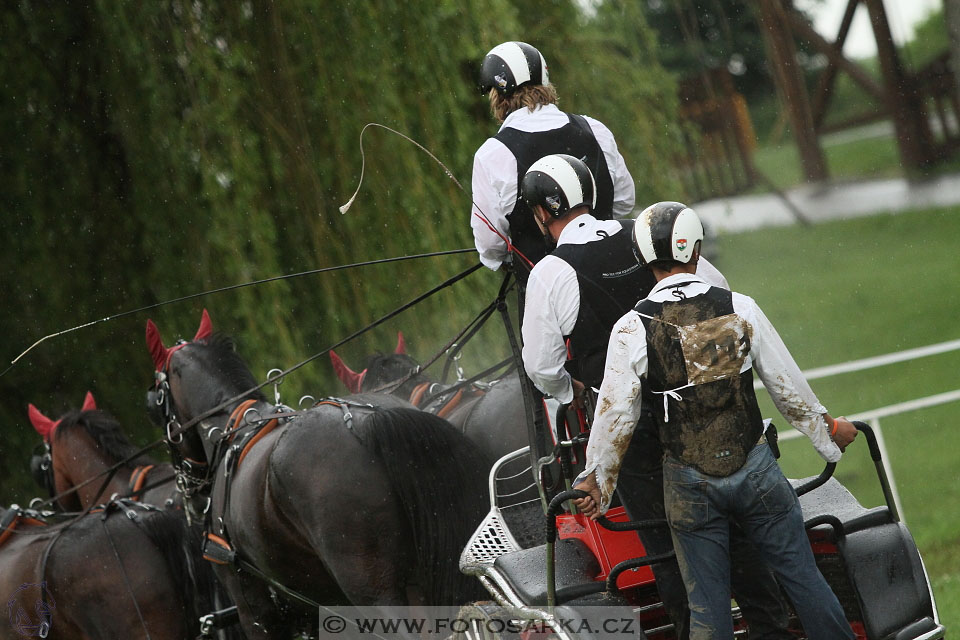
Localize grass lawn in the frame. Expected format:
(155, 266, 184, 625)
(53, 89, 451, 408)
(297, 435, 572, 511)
(712, 204, 960, 629)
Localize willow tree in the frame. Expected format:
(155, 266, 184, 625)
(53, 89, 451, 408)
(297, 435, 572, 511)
(0, 0, 679, 504)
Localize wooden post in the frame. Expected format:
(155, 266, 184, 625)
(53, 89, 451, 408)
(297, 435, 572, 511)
(757, 0, 827, 182)
(863, 0, 934, 168)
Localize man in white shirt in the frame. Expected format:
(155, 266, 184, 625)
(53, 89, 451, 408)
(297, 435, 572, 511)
(573, 202, 858, 640)
(520, 159, 792, 639)
(472, 41, 635, 278)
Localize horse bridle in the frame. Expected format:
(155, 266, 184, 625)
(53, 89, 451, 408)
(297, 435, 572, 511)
(149, 343, 214, 522)
(29, 442, 55, 501)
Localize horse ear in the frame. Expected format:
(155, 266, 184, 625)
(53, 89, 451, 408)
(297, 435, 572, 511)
(28, 404, 58, 440)
(81, 391, 97, 412)
(329, 351, 365, 393)
(194, 309, 213, 342)
(146, 319, 169, 371)
(395, 331, 407, 355)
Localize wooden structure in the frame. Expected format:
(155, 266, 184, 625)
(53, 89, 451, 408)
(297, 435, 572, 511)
(677, 69, 760, 201)
(758, 0, 958, 180)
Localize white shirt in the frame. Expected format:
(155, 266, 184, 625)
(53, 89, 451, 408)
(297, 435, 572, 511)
(521, 216, 728, 404)
(582, 272, 841, 512)
(471, 104, 636, 271)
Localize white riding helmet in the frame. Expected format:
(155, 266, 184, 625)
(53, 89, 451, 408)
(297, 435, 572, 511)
(521, 154, 596, 218)
(479, 41, 549, 96)
(632, 201, 704, 266)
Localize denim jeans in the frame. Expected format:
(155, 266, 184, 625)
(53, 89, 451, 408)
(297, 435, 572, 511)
(664, 443, 853, 640)
(618, 424, 792, 640)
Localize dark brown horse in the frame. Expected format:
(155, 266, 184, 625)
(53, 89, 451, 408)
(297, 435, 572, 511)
(0, 503, 222, 640)
(330, 335, 530, 468)
(28, 393, 175, 510)
(146, 311, 488, 638)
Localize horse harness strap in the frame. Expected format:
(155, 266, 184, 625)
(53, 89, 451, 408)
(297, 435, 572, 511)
(0, 508, 47, 549)
(201, 398, 375, 611)
(127, 465, 155, 501)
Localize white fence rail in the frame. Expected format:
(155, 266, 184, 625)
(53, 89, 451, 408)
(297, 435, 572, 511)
(762, 339, 960, 524)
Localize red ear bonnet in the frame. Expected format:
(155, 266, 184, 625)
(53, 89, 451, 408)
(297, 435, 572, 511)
(81, 391, 97, 412)
(28, 404, 58, 441)
(329, 351, 365, 394)
(146, 319, 169, 372)
(395, 332, 406, 355)
(194, 309, 213, 342)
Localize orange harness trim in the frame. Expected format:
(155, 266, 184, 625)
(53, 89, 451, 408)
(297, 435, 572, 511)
(436, 389, 465, 419)
(408, 383, 430, 408)
(236, 418, 279, 468)
(225, 399, 259, 442)
(203, 532, 234, 565)
(0, 515, 46, 549)
(128, 465, 156, 501)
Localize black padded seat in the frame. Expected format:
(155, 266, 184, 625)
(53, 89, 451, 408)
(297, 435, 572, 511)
(793, 476, 892, 538)
(493, 539, 601, 606)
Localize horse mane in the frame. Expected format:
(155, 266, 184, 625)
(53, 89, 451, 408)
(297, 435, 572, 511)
(198, 333, 266, 400)
(356, 408, 488, 604)
(54, 409, 154, 468)
(134, 509, 233, 637)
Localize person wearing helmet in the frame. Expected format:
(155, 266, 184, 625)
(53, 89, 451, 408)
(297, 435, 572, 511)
(471, 41, 635, 278)
(520, 160, 791, 639)
(573, 202, 859, 640)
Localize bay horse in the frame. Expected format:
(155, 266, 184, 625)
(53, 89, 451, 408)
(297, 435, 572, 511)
(0, 502, 222, 640)
(27, 393, 176, 511)
(145, 310, 488, 638)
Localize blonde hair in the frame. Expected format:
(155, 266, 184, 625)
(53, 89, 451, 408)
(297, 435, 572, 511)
(488, 84, 559, 122)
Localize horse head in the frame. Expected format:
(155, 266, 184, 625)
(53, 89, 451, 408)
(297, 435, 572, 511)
(145, 310, 264, 495)
(27, 392, 98, 505)
(330, 332, 428, 399)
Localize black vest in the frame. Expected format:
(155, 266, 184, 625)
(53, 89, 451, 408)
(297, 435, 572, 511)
(636, 285, 764, 477)
(496, 113, 614, 269)
(550, 220, 656, 389)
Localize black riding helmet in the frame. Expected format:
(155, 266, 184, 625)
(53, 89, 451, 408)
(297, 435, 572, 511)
(479, 41, 549, 95)
(520, 154, 597, 218)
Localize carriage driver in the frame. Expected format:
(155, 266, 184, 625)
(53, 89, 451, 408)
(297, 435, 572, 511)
(519, 156, 794, 640)
(573, 202, 859, 640)
(471, 41, 635, 280)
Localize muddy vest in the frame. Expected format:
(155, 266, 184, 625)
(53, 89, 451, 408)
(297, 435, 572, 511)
(635, 284, 764, 476)
(551, 220, 656, 388)
(496, 113, 614, 270)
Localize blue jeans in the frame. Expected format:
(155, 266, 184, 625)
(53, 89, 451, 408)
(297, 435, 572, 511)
(664, 443, 853, 640)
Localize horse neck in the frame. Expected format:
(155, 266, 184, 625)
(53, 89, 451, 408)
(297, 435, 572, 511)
(51, 433, 132, 510)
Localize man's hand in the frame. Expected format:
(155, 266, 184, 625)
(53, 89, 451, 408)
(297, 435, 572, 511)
(573, 472, 603, 520)
(571, 379, 587, 410)
(829, 414, 859, 451)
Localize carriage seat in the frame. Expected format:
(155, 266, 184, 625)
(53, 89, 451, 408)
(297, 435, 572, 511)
(793, 477, 892, 539)
(792, 478, 939, 640)
(493, 539, 603, 607)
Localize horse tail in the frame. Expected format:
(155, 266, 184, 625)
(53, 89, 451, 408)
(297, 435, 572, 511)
(358, 408, 489, 604)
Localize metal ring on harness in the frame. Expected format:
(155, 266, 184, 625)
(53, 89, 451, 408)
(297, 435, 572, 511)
(267, 368, 285, 405)
(166, 417, 183, 444)
(298, 395, 316, 408)
(242, 407, 262, 426)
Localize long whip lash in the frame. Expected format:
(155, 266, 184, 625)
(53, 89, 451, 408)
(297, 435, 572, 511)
(3, 248, 473, 378)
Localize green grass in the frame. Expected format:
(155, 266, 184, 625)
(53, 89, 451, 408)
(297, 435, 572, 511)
(712, 205, 960, 629)
(752, 132, 903, 192)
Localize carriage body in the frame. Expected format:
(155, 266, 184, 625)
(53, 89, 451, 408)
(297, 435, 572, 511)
(459, 424, 945, 640)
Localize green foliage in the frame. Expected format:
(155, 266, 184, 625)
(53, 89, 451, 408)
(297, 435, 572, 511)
(0, 0, 679, 504)
(903, 7, 949, 70)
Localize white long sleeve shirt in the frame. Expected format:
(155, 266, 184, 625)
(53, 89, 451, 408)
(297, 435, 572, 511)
(582, 272, 841, 512)
(471, 104, 636, 271)
(521, 217, 728, 404)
